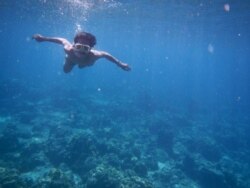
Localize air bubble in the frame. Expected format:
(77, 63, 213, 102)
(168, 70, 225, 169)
(224, 4, 230, 12)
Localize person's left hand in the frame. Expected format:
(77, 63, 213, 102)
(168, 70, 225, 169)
(32, 34, 45, 42)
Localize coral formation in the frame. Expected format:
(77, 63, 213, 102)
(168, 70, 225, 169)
(0, 91, 249, 188)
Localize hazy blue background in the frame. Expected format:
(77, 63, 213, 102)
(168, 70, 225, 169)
(0, 0, 249, 122)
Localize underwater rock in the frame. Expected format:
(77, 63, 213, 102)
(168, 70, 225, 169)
(31, 168, 82, 188)
(45, 126, 73, 165)
(25, 137, 46, 154)
(0, 125, 21, 154)
(19, 136, 47, 169)
(67, 131, 96, 157)
(105, 154, 121, 168)
(86, 165, 153, 188)
(122, 175, 154, 188)
(18, 111, 36, 124)
(104, 138, 120, 155)
(156, 129, 174, 156)
(143, 156, 158, 171)
(45, 136, 68, 166)
(185, 138, 222, 162)
(148, 159, 184, 187)
(120, 152, 137, 170)
(45, 129, 100, 175)
(20, 152, 47, 172)
(197, 167, 229, 188)
(131, 146, 142, 159)
(86, 165, 122, 188)
(134, 162, 148, 177)
(181, 154, 242, 188)
(147, 117, 175, 157)
(64, 131, 97, 169)
(81, 156, 100, 174)
(180, 155, 196, 177)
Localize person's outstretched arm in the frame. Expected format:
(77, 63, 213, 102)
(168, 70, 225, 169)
(32, 34, 71, 47)
(95, 50, 131, 71)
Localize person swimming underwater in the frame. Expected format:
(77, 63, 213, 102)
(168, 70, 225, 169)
(32, 31, 131, 73)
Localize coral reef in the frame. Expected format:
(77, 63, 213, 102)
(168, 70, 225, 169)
(0, 167, 26, 188)
(0, 90, 249, 188)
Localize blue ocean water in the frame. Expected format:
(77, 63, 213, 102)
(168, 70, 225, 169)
(0, 1, 250, 187)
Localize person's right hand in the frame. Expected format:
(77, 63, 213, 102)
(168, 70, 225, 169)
(32, 34, 44, 42)
(120, 63, 131, 71)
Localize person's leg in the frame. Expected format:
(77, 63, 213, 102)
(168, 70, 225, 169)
(63, 59, 75, 73)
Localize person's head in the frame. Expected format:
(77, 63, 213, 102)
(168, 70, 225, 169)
(74, 31, 96, 47)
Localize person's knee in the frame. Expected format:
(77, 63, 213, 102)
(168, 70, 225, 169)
(63, 66, 72, 73)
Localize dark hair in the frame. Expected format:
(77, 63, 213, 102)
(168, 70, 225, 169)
(74, 31, 96, 47)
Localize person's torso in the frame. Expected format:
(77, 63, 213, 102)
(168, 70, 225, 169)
(66, 48, 98, 67)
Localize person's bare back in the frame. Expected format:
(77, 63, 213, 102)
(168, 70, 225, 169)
(32, 31, 131, 73)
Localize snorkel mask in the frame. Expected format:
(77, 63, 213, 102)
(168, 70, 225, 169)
(74, 43, 91, 53)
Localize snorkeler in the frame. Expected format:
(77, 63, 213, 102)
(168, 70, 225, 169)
(32, 31, 131, 73)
